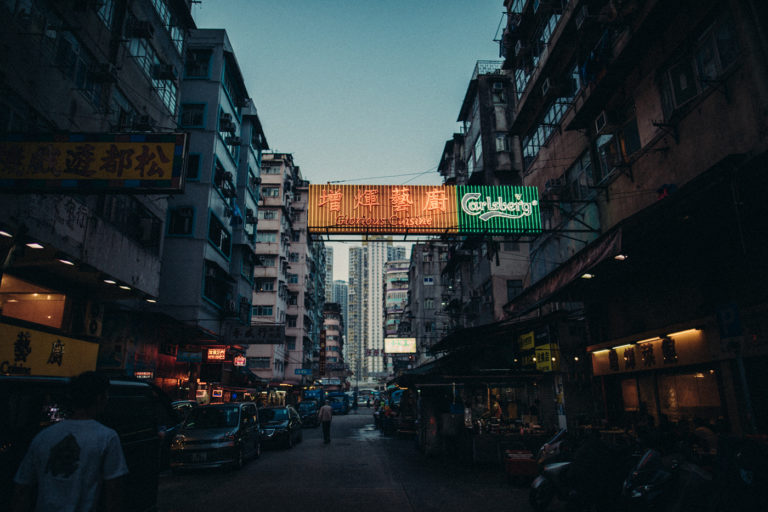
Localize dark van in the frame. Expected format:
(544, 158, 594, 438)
(0, 375, 180, 512)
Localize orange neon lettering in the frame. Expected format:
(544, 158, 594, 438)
(423, 189, 448, 212)
(354, 188, 380, 210)
(390, 187, 414, 212)
(318, 189, 344, 211)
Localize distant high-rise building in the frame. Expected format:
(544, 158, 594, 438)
(324, 246, 334, 303)
(347, 247, 365, 387)
(333, 280, 349, 364)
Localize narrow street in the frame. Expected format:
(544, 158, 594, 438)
(158, 409, 531, 512)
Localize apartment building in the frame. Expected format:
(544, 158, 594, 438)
(0, 0, 195, 386)
(501, 0, 768, 433)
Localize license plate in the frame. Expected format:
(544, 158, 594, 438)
(191, 452, 207, 462)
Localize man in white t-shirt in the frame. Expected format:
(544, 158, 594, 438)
(12, 372, 129, 512)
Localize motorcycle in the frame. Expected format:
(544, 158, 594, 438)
(530, 431, 639, 512)
(621, 447, 714, 512)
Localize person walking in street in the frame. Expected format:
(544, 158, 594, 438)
(12, 371, 129, 512)
(318, 400, 333, 444)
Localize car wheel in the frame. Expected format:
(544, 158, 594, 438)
(233, 446, 245, 470)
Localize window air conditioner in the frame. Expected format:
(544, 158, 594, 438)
(150, 64, 177, 80)
(594, 110, 618, 134)
(540, 77, 551, 96)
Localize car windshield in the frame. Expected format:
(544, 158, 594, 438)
(260, 408, 288, 421)
(298, 403, 316, 412)
(330, 397, 345, 403)
(184, 405, 239, 429)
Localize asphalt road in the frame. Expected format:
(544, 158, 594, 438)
(158, 407, 532, 512)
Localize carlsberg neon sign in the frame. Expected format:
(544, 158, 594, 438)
(461, 192, 538, 221)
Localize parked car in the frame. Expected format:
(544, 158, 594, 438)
(170, 402, 260, 470)
(297, 400, 320, 428)
(0, 375, 180, 512)
(259, 405, 302, 448)
(328, 394, 350, 415)
(171, 400, 198, 422)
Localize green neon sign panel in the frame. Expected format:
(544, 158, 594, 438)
(456, 186, 541, 234)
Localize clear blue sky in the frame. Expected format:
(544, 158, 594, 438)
(192, 0, 505, 277)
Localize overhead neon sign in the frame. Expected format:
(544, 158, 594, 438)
(308, 185, 540, 235)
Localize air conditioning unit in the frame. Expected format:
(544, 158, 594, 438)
(126, 20, 154, 39)
(219, 114, 236, 133)
(575, 5, 590, 30)
(225, 136, 241, 146)
(150, 63, 177, 80)
(493, 81, 504, 91)
(132, 114, 154, 131)
(540, 77, 551, 96)
(514, 40, 526, 57)
(545, 177, 565, 192)
(594, 110, 618, 134)
(85, 301, 104, 337)
(88, 63, 118, 83)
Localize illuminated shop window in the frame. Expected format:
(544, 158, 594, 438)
(0, 275, 66, 329)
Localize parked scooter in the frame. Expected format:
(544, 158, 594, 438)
(530, 430, 639, 512)
(621, 447, 715, 512)
(535, 428, 572, 469)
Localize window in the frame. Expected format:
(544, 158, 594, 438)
(423, 276, 435, 285)
(660, 16, 739, 117)
(255, 231, 276, 243)
(289, 252, 300, 263)
(252, 305, 273, 316)
(167, 207, 194, 235)
(495, 133, 510, 152)
(286, 336, 296, 350)
(492, 83, 506, 103)
(249, 357, 270, 369)
(97, 0, 116, 29)
(424, 298, 434, 309)
(181, 104, 205, 127)
(262, 166, 281, 174)
(288, 293, 298, 306)
(255, 278, 275, 291)
(202, 260, 229, 307)
(258, 209, 277, 220)
(291, 231, 301, 242)
(474, 136, 483, 163)
(54, 32, 101, 106)
(208, 213, 231, 258)
(185, 49, 212, 78)
(257, 256, 276, 267)
(262, 186, 280, 197)
(186, 154, 200, 180)
(594, 113, 640, 183)
(287, 274, 299, 284)
(287, 316, 297, 327)
(507, 280, 523, 302)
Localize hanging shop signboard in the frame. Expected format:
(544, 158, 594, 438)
(228, 324, 286, 344)
(384, 337, 417, 354)
(0, 133, 188, 193)
(590, 328, 710, 376)
(0, 322, 98, 377)
(308, 184, 541, 235)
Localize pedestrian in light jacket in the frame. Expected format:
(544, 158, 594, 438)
(318, 401, 333, 444)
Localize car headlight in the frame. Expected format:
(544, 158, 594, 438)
(261, 428, 275, 437)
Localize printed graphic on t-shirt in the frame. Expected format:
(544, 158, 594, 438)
(45, 433, 80, 478)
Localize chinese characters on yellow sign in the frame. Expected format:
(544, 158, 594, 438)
(0, 322, 98, 377)
(310, 184, 458, 234)
(0, 133, 188, 192)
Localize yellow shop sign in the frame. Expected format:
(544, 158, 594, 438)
(0, 322, 98, 377)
